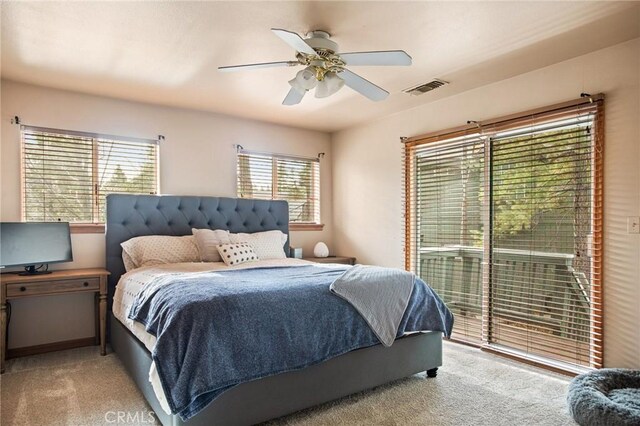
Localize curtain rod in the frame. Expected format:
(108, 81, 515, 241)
(235, 145, 322, 162)
(14, 118, 162, 145)
(404, 93, 604, 145)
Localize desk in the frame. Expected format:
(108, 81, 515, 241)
(0, 268, 109, 373)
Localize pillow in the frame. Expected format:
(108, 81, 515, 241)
(122, 250, 136, 272)
(217, 243, 258, 266)
(192, 228, 231, 262)
(229, 230, 287, 260)
(120, 235, 200, 270)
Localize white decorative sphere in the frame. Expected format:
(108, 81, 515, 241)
(313, 242, 329, 258)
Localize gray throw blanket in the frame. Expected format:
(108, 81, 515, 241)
(331, 265, 415, 346)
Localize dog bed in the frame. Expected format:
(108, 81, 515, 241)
(567, 368, 640, 426)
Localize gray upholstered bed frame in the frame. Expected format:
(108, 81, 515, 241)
(106, 194, 443, 426)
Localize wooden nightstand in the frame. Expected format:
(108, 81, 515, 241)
(0, 268, 110, 373)
(303, 256, 356, 265)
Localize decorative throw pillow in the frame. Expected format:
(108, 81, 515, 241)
(192, 228, 231, 262)
(120, 235, 200, 270)
(217, 243, 259, 266)
(229, 230, 287, 260)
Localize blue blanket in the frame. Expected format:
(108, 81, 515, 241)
(128, 265, 453, 420)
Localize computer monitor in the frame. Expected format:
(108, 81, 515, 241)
(0, 222, 73, 275)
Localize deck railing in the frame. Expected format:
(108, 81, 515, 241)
(419, 246, 591, 343)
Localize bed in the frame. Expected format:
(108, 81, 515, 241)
(106, 194, 447, 426)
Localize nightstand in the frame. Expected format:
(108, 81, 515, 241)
(0, 268, 110, 373)
(303, 256, 356, 265)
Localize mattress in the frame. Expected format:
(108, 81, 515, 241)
(112, 258, 317, 414)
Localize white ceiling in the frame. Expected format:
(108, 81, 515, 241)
(2, 2, 639, 132)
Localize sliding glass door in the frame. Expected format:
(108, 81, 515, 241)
(404, 98, 603, 370)
(409, 136, 485, 345)
(489, 118, 595, 367)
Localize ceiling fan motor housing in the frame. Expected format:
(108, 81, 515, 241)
(305, 30, 339, 54)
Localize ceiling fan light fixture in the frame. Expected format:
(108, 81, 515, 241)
(315, 72, 345, 98)
(289, 66, 317, 94)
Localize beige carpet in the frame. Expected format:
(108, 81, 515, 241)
(1, 342, 575, 425)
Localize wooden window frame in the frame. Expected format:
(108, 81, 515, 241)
(403, 94, 604, 371)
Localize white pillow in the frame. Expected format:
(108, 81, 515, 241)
(192, 228, 231, 262)
(217, 243, 259, 266)
(121, 235, 200, 271)
(229, 230, 287, 260)
(122, 250, 136, 272)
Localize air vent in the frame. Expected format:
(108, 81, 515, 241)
(403, 79, 448, 95)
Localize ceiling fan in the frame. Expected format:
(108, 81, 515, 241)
(218, 28, 412, 105)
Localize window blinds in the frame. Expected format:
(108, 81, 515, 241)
(237, 151, 320, 224)
(22, 130, 94, 222)
(405, 135, 486, 345)
(404, 96, 604, 371)
(96, 139, 158, 222)
(489, 116, 597, 367)
(21, 126, 158, 223)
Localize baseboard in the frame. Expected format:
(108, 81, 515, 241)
(7, 337, 97, 359)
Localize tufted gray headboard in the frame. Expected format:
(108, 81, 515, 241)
(105, 194, 289, 309)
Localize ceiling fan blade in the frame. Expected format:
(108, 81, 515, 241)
(282, 87, 305, 106)
(218, 61, 298, 72)
(271, 28, 316, 56)
(340, 50, 412, 66)
(340, 69, 389, 101)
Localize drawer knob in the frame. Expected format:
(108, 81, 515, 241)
(20, 286, 26, 292)
(83, 282, 89, 287)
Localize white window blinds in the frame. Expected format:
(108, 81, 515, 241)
(21, 126, 158, 223)
(404, 96, 604, 372)
(489, 114, 598, 368)
(237, 150, 320, 224)
(406, 135, 486, 345)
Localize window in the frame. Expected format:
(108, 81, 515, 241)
(237, 150, 321, 229)
(21, 126, 159, 226)
(404, 96, 603, 372)
(406, 135, 486, 345)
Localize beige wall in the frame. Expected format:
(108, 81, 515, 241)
(332, 38, 640, 368)
(0, 80, 333, 348)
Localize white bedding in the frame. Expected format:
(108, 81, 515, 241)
(112, 258, 316, 414)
